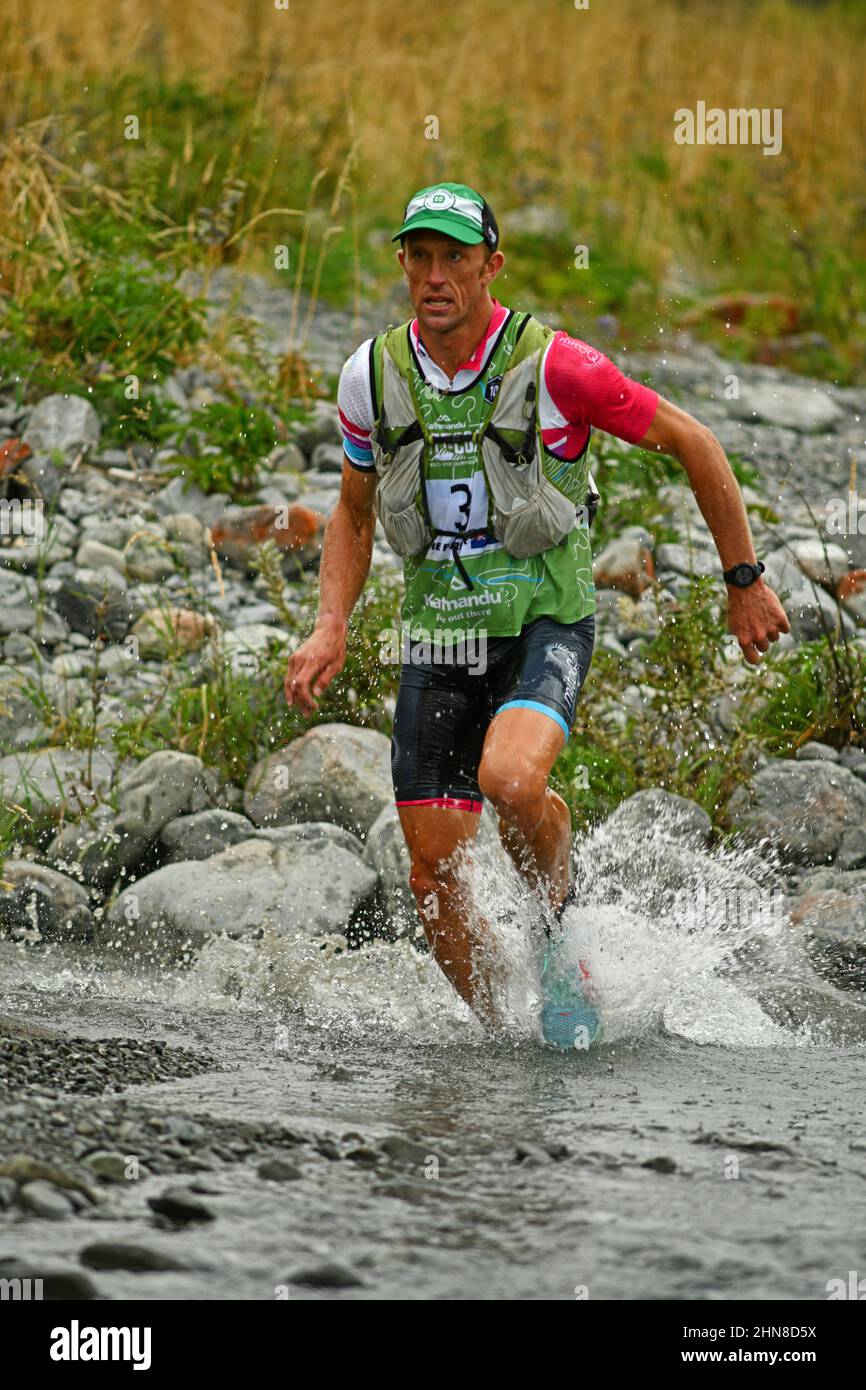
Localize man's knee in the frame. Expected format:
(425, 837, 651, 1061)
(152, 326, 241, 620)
(408, 862, 436, 905)
(477, 759, 546, 821)
(408, 854, 458, 917)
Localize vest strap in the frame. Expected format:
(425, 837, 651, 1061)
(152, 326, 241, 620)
(393, 418, 424, 450)
(483, 379, 537, 464)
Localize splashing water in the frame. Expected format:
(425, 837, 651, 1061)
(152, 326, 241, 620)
(552, 811, 798, 1047)
(6, 803, 859, 1052)
(181, 803, 809, 1050)
(437, 804, 799, 1049)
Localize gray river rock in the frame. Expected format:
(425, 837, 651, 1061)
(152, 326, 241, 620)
(18, 394, 101, 503)
(0, 861, 95, 942)
(602, 788, 714, 850)
(787, 870, 866, 992)
(0, 747, 115, 828)
(160, 810, 260, 863)
(116, 751, 223, 840)
(728, 378, 845, 433)
(104, 834, 378, 958)
(728, 761, 866, 866)
(244, 723, 393, 838)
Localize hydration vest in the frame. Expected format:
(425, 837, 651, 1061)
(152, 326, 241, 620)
(369, 309, 599, 590)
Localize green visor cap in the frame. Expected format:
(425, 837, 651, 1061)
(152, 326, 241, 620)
(393, 183, 499, 249)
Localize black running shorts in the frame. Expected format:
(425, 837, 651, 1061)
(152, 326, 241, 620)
(391, 612, 595, 812)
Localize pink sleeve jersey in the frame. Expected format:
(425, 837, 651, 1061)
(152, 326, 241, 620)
(336, 320, 658, 472)
(538, 332, 658, 460)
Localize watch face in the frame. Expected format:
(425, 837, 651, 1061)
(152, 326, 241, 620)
(731, 564, 755, 586)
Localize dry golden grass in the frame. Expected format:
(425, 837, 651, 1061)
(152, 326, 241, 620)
(2, 0, 865, 378)
(3, 0, 864, 221)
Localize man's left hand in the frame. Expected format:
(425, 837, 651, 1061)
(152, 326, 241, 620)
(727, 580, 791, 665)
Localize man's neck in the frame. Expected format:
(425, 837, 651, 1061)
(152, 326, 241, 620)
(415, 295, 496, 381)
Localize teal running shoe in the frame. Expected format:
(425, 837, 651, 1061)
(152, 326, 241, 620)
(540, 936, 602, 1050)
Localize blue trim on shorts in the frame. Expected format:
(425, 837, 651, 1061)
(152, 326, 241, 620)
(495, 698, 570, 739)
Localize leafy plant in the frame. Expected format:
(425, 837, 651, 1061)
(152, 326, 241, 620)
(744, 639, 866, 755)
(110, 566, 403, 787)
(553, 576, 771, 832)
(161, 400, 282, 497)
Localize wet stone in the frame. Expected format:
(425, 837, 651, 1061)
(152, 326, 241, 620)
(642, 1155, 679, 1174)
(148, 1186, 216, 1225)
(18, 1180, 75, 1219)
(257, 1157, 303, 1182)
(513, 1142, 551, 1167)
(345, 1148, 380, 1167)
(379, 1135, 433, 1167)
(0, 1032, 215, 1096)
(84, 1151, 130, 1182)
(372, 1180, 429, 1204)
(79, 1242, 195, 1273)
(288, 1260, 364, 1289)
(162, 1116, 207, 1144)
(0, 1259, 99, 1300)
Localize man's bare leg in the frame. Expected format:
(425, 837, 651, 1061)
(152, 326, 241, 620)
(397, 803, 500, 1028)
(397, 708, 572, 1028)
(477, 706, 572, 914)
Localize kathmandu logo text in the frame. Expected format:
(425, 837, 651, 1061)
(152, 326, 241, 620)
(426, 590, 502, 612)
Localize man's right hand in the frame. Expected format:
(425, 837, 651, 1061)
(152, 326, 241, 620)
(284, 619, 347, 715)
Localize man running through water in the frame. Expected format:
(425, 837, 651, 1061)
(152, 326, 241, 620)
(284, 182, 790, 1039)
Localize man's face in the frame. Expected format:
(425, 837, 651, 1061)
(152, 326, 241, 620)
(397, 230, 503, 334)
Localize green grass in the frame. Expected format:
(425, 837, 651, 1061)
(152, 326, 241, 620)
(745, 638, 866, 754)
(550, 572, 866, 835)
(109, 566, 403, 787)
(3, 44, 866, 386)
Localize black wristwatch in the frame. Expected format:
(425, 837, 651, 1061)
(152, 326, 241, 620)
(723, 560, 765, 588)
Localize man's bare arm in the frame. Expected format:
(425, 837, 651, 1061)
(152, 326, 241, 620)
(285, 456, 378, 712)
(633, 396, 790, 663)
(315, 457, 378, 632)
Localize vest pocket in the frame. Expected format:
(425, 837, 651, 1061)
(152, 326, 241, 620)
(483, 439, 578, 557)
(374, 441, 432, 557)
(377, 495, 433, 556)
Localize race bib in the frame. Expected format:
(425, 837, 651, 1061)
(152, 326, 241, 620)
(425, 469, 489, 534)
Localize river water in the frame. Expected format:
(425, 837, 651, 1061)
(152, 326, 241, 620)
(2, 819, 866, 1301)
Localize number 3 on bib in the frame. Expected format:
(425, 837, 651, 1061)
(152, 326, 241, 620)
(426, 470, 488, 536)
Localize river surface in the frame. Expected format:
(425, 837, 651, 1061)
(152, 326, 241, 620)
(2, 822, 866, 1302)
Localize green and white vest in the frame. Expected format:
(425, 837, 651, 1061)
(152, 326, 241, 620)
(369, 309, 597, 642)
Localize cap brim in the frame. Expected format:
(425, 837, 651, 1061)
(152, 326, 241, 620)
(392, 214, 486, 245)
